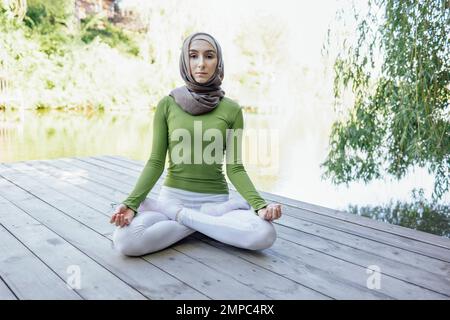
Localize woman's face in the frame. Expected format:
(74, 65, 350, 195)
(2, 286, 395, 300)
(189, 39, 218, 84)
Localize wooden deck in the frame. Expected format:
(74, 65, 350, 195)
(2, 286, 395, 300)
(0, 155, 449, 300)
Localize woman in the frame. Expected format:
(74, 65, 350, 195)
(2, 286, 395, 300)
(110, 32, 282, 256)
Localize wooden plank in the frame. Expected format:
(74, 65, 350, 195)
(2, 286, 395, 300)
(9, 161, 328, 299)
(106, 154, 450, 250)
(280, 207, 450, 263)
(27, 158, 450, 296)
(9, 160, 381, 299)
(0, 165, 284, 300)
(0, 224, 81, 300)
(12, 163, 331, 299)
(48, 158, 137, 192)
(65, 156, 169, 196)
(68, 156, 450, 278)
(91, 156, 450, 299)
(77, 156, 142, 177)
(141, 249, 300, 300)
(94, 155, 450, 263)
(0, 163, 112, 235)
(75, 156, 170, 195)
(141, 252, 275, 299)
(64, 157, 140, 187)
(0, 277, 17, 300)
(0, 170, 207, 300)
(0, 194, 147, 299)
(260, 191, 450, 249)
(75, 156, 450, 277)
(32, 159, 151, 205)
(29, 157, 163, 205)
(273, 224, 450, 296)
(170, 238, 330, 299)
(26, 158, 448, 299)
(193, 233, 447, 300)
(276, 213, 450, 278)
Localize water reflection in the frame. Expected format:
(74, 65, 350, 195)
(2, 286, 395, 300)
(348, 189, 449, 238)
(0, 108, 448, 237)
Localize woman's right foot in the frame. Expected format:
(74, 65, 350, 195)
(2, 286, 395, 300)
(138, 198, 183, 221)
(200, 197, 250, 216)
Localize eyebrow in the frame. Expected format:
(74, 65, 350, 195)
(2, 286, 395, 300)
(189, 49, 216, 54)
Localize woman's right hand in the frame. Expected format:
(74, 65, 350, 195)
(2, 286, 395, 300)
(110, 203, 135, 228)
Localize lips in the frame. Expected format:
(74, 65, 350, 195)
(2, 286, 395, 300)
(196, 72, 207, 75)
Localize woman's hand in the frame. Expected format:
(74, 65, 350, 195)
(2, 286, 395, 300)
(257, 203, 282, 221)
(110, 203, 135, 228)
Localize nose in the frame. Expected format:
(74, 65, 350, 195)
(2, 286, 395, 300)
(197, 56, 205, 68)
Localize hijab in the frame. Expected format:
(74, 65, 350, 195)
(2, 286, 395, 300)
(169, 32, 225, 115)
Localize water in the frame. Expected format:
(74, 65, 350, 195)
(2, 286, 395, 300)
(1, 108, 448, 237)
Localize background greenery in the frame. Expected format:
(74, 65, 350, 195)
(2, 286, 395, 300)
(0, 0, 448, 237)
(321, 0, 449, 203)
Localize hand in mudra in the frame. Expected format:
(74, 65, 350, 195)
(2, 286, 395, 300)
(110, 203, 135, 228)
(257, 203, 282, 221)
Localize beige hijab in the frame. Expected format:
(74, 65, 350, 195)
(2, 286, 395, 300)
(169, 32, 225, 115)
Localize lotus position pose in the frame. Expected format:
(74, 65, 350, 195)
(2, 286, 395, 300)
(110, 32, 282, 256)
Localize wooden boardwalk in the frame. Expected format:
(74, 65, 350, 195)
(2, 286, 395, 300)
(0, 155, 449, 300)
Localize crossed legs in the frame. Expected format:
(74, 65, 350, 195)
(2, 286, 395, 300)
(112, 197, 277, 256)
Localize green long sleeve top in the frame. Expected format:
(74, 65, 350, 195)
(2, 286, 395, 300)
(122, 95, 268, 214)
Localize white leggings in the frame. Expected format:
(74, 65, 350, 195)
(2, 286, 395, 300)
(112, 186, 277, 256)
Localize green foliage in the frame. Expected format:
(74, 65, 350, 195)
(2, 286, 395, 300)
(80, 15, 139, 56)
(23, 2, 47, 28)
(322, 0, 450, 202)
(22, 0, 74, 56)
(0, 0, 152, 110)
(24, 0, 71, 24)
(24, 0, 73, 31)
(348, 188, 450, 237)
(19, 0, 138, 56)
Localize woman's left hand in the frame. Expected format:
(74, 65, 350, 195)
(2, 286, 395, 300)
(257, 203, 282, 221)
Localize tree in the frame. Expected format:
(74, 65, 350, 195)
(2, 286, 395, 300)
(321, 0, 449, 202)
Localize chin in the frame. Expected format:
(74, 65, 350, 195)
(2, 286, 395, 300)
(195, 77, 210, 84)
